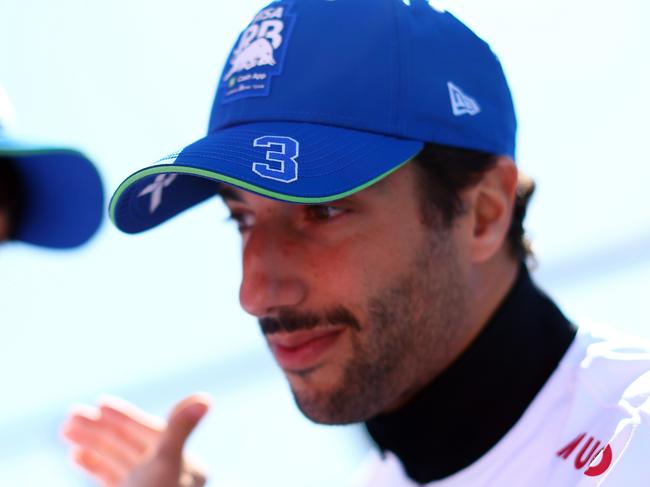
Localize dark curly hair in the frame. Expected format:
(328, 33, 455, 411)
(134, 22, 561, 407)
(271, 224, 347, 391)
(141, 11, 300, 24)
(412, 144, 535, 262)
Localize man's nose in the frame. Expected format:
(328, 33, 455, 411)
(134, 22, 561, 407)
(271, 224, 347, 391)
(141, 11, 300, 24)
(239, 225, 307, 317)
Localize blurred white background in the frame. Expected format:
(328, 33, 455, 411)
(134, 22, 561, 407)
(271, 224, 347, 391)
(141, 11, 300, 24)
(0, 0, 648, 485)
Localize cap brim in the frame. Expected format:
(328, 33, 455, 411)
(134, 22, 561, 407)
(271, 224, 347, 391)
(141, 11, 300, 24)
(110, 122, 423, 234)
(0, 138, 104, 249)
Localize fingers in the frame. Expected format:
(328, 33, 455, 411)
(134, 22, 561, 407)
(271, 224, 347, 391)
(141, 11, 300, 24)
(62, 399, 165, 476)
(98, 395, 166, 433)
(156, 394, 211, 463)
(98, 405, 162, 449)
(72, 447, 128, 487)
(182, 461, 208, 487)
(63, 394, 211, 487)
(180, 470, 207, 487)
(63, 411, 147, 470)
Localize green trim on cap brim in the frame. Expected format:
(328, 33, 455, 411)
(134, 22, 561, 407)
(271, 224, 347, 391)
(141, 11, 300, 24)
(109, 157, 414, 225)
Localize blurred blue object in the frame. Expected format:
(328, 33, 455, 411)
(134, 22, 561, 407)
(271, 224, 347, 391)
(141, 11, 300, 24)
(0, 89, 104, 249)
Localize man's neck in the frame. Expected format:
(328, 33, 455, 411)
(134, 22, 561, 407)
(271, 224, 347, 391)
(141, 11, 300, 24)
(383, 254, 520, 414)
(468, 251, 520, 340)
(365, 266, 577, 483)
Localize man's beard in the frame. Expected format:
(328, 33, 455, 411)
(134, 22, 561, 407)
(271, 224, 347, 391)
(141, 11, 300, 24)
(260, 234, 467, 425)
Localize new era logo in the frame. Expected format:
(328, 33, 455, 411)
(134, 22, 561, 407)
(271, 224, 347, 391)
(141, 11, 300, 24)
(448, 82, 481, 116)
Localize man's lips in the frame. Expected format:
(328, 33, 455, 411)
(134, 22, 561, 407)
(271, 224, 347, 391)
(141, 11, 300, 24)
(266, 327, 346, 371)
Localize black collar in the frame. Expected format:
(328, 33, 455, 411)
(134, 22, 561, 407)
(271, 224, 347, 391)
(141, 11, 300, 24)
(365, 266, 577, 483)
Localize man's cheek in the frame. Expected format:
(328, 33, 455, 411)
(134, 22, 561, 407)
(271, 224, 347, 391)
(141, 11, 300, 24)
(304, 248, 358, 283)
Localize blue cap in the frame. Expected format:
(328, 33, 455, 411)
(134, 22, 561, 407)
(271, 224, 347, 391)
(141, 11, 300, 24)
(0, 91, 105, 248)
(111, 0, 516, 234)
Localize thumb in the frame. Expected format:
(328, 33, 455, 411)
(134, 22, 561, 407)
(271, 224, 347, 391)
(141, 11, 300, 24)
(156, 393, 211, 463)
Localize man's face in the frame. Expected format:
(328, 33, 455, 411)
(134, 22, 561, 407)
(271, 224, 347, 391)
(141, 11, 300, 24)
(223, 162, 471, 424)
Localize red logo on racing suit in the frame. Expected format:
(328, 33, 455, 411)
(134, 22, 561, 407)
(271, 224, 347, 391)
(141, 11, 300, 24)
(556, 432, 613, 477)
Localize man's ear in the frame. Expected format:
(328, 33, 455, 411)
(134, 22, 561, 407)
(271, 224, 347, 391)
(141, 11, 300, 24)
(466, 157, 518, 263)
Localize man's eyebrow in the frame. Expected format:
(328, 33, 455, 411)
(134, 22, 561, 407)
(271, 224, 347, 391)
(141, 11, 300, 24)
(217, 186, 244, 203)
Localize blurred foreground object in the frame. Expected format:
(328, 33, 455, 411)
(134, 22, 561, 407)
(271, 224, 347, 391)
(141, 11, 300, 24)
(0, 85, 103, 248)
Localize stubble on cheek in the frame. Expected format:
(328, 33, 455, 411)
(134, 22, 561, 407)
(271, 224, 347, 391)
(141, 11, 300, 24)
(289, 232, 467, 425)
(289, 277, 419, 425)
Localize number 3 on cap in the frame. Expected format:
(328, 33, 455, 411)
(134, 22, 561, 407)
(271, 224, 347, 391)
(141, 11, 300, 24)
(252, 136, 299, 183)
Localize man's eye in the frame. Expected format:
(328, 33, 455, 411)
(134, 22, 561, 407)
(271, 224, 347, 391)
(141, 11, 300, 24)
(305, 205, 346, 222)
(227, 212, 255, 232)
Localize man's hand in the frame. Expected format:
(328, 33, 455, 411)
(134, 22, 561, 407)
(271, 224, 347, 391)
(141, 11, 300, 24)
(62, 394, 211, 487)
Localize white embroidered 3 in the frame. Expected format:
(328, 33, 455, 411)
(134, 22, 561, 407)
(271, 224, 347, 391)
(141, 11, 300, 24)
(252, 135, 299, 183)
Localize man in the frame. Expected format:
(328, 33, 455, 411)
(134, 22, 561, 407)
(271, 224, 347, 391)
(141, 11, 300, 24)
(62, 1, 650, 486)
(0, 86, 104, 248)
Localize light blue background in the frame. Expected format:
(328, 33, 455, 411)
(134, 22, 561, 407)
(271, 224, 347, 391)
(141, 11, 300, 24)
(0, 0, 649, 485)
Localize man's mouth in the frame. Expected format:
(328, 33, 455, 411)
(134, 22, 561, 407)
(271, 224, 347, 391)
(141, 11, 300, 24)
(266, 327, 346, 372)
